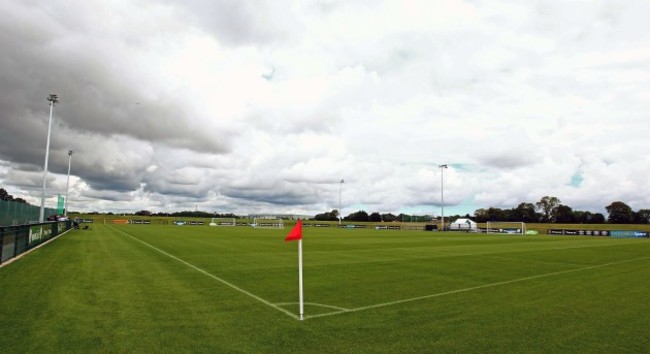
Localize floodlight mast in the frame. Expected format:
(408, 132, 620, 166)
(338, 179, 344, 225)
(39, 93, 59, 223)
(438, 164, 448, 231)
(64, 150, 73, 217)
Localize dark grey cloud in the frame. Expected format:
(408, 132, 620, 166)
(82, 169, 143, 192)
(0, 45, 226, 157)
(0, 1, 232, 197)
(223, 185, 320, 206)
(143, 178, 211, 199)
(4, 170, 48, 190)
(81, 189, 136, 202)
(0, 3, 230, 147)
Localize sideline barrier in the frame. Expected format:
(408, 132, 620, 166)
(88, 219, 431, 231)
(610, 230, 648, 238)
(547, 229, 649, 238)
(0, 221, 72, 265)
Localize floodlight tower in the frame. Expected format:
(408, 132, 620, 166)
(438, 164, 448, 231)
(40, 93, 60, 222)
(64, 150, 73, 217)
(338, 179, 344, 225)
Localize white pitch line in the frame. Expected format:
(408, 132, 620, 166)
(112, 227, 299, 320)
(275, 302, 350, 311)
(305, 256, 650, 320)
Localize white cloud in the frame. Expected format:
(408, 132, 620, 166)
(1, 0, 650, 217)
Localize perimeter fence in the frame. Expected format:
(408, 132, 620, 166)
(0, 199, 57, 226)
(0, 220, 72, 265)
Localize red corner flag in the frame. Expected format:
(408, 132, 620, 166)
(285, 219, 305, 320)
(285, 219, 303, 242)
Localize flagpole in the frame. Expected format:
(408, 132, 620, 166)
(284, 219, 304, 320)
(298, 238, 304, 320)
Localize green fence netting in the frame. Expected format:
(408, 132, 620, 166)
(0, 199, 57, 226)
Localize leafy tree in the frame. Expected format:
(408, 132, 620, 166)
(554, 204, 574, 223)
(592, 213, 606, 224)
(634, 209, 650, 224)
(397, 213, 425, 222)
(345, 210, 369, 222)
(172, 211, 213, 217)
(0, 188, 26, 203)
(13, 197, 27, 204)
(605, 201, 633, 224)
(474, 208, 511, 222)
(314, 209, 338, 221)
(471, 198, 614, 225)
(473, 208, 488, 223)
(381, 213, 397, 222)
(536, 196, 561, 223)
(485, 207, 508, 222)
(135, 210, 152, 216)
(512, 202, 539, 223)
(0, 188, 13, 201)
(368, 212, 382, 222)
(573, 210, 592, 224)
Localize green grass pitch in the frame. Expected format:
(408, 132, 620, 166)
(1, 224, 649, 353)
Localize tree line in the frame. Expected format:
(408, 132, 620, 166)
(473, 196, 650, 224)
(315, 196, 650, 225)
(3, 186, 648, 224)
(0, 188, 27, 204)
(314, 209, 434, 222)
(134, 210, 238, 218)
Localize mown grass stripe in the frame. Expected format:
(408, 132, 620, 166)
(305, 255, 650, 320)
(110, 225, 300, 320)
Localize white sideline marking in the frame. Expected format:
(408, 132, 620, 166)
(112, 227, 300, 320)
(305, 256, 650, 320)
(275, 302, 350, 311)
(112, 226, 650, 321)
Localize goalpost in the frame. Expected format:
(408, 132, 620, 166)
(252, 218, 285, 229)
(209, 217, 236, 226)
(486, 221, 526, 235)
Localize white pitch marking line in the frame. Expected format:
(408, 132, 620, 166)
(112, 226, 650, 321)
(112, 227, 300, 320)
(305, 256, 650, 320)
(275, 302, 350, 311)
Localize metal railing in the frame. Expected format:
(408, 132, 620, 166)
(0, 220, 72, 265)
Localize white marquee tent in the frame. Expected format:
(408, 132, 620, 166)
(449, 218, 478, 231)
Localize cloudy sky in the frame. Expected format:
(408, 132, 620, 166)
(1, 0, 649, 217)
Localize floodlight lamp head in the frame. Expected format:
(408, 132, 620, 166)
(68, 150, 74, 156)
(47, 93, 60, 104)
(439, 164, 448, 169)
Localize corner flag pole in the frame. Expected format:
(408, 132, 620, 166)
(284, 219, 304, 320)
(298, 238, 304, 320)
